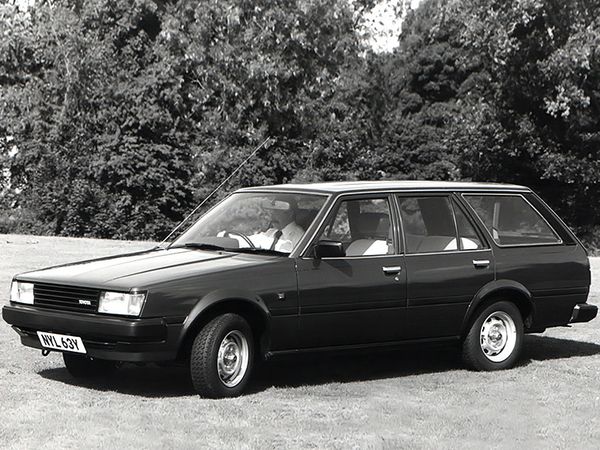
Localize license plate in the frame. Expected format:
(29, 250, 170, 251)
(37, 331, 87, 354)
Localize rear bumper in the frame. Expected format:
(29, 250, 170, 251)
(2, 304, 185, 362)
(570, 303, 598, 324)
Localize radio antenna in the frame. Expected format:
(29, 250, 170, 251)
(156, 136, 271, 249)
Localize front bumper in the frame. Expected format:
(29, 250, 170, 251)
(2, 304, 185, 362)
(570, 303, 598, 324)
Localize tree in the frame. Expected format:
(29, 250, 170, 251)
(453, 0, 600, 230)
(2, 0, 599, 244)
(1, 1, 196, 239)
(1, 0, 381, 237)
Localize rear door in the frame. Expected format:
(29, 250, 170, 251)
(461, 192, 590, 328)
(398, 193, 495, 339)
(296, 194, 407, 348)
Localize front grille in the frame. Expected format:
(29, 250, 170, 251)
(34, 283, 100, 313)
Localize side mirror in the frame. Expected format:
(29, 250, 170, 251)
(314, 240, 345, 258)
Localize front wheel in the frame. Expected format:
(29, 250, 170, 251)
(63, 353, 117, 378)
(462, 301, 524, 371)
(189, 313, 254, 398)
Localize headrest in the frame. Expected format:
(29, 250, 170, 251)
(295, 208, 317, 230)
(355, 213, 390, 239)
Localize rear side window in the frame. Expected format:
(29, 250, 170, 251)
(398, 197, 457, 253)
(453, 202, 485, 250)
(463, 195, 561, 246)
(398, 196, 486, 253)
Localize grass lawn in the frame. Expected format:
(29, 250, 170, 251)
(0, 234, 598, 449)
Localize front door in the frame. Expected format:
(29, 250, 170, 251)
(397, 194, 495, 339)
(296, 195, 407, 348)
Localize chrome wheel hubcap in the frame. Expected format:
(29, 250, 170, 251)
(480, 311, 517, 362)
(217, 330, 249, 387)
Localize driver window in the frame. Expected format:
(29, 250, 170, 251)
(318, 198, 394, 257)
(321, 202, 351, 242)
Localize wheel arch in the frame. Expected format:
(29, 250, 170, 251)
(461, 280, 534, 337)
(176, 289, 271, 361)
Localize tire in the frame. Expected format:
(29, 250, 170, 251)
(189, 313, 254, 398)
(63, 353, 117, 378)
(462, 301, 524, 371)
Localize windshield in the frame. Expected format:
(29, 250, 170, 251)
(171, 192, 328, 254)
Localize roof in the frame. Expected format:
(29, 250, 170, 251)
(239, 180, 530, 195)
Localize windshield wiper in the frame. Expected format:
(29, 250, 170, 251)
(171, 243, 288, 256)
(171, 243, 227, 251)
(227, 247, 289, 256)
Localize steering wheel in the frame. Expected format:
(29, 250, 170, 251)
(225, 231, 256, 249)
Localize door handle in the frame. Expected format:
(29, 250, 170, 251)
(473, 260, 490, 268)
(382, 266, 402, 275)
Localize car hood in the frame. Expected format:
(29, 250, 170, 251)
(16, 247, 275, 291)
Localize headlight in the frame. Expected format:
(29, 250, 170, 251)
(10, 281, 34, 305)
(98, 291, 146, 316)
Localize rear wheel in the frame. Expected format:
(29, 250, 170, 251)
(63, 353, 117, 378)
(462, 301, 524, 371)
(189, 313, 254, 398)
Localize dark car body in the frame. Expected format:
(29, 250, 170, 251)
(3, 181, 596, 367)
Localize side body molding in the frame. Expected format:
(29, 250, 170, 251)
(177, 288, 271, 348)
(461, 279, 534, 334)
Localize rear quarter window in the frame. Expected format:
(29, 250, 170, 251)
(463, 194, 562, 246)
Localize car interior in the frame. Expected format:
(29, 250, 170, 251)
(318, 196, 487, 257)
(464, 195, 560, 246)
(295, 208, 319, 231)
(399, 197, 483, 253)
(345, 212, 393, 256)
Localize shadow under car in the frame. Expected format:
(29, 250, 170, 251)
(37, 335, 600, 398)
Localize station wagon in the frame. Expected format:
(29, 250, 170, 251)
(3, 181, 596, 397)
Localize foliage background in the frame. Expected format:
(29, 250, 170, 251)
(1, 0, 598, 250)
